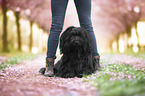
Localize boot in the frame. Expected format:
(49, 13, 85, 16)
(44, 58, 54, 77)
(93, 55, 102, 70)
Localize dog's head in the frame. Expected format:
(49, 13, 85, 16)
(60, 26, 92, 55)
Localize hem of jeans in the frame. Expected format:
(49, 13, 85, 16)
(46, 57, 56, 59)
(93, 53, 100, 56)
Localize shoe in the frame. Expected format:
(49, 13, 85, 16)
(44, 58, 54, 77)
(93, 55, 102, 70)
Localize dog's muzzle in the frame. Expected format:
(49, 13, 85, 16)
(71, 36, 83, 46)
(71, 40, 82, 47)
(74, 41, 80, 46)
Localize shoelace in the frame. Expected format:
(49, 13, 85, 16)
(46, 61, 54, 70)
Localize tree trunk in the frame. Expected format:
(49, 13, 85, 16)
(135, 22, 140, 51)
(110, 41, 113, 52)
(29, 21, 33, 52)
(2, 0, 8, 52)
(116, 35, 119, 52)
(126, 26, 132, 50)
(14, 11, 22, 51)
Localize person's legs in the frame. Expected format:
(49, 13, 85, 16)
(45, 0, 69, 76)
(74, 0, 101, 70)
(74, 0, 99, 56)
(47, 0, 69, 59)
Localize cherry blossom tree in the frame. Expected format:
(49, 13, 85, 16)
(92, 0, 145, 51)
(0, 0, 51, 52)
(0, 0, 8, 52)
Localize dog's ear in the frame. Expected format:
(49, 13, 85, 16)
(60, 26, 75, 54)
(60, 26, 75, 39)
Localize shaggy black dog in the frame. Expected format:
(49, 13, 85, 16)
(39, 26, 95, 78)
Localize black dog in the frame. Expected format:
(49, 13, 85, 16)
(39, 26, 95, 78)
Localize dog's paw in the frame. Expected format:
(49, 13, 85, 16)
(39, 67, 46, 75)
(77, 74, 83, 78)
(63, 73, 75, 78)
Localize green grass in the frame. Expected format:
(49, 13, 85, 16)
(110, 50, 145, 60)
(0, 52, 38, 70)
(125, 52, 145, 60)
(84, 64, 145, 96)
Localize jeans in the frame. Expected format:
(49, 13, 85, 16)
(47, 0, 99, 59)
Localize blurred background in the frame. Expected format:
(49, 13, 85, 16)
(0, 0, 145, 54)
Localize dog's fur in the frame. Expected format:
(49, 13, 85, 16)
(39, 26, 95, 78)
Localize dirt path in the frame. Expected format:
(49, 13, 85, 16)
(0, 55, 97, 96)
(1, 54, 145, 96)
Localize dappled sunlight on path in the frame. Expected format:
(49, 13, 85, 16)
(0, 55, 97, 96)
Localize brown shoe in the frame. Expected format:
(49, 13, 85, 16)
(44, 58, 54, 77)
(93, 55, 102, 70)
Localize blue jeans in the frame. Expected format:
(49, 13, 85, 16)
(47, 0, 99, 59)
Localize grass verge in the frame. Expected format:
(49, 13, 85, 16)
(0, 52, 39, 70)
(110, 50, 145, 60)
(125, 52, 145, 60)
(84, 63, 145, 96)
